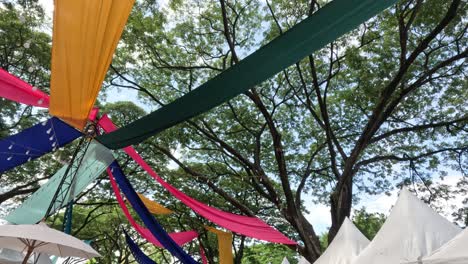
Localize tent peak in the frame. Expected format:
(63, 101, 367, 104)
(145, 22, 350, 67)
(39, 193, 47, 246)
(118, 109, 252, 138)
(351, 185, 461, 264)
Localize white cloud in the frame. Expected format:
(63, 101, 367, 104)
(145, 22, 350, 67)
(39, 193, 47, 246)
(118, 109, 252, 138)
(303, 196, 331, 234)
(356, 189, 398, 215)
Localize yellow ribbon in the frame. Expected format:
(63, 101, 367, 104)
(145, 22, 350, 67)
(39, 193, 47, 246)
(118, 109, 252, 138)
(205, 226, 234, 264)
(137, 193, 173, 215)
(50, 0, 135, 129)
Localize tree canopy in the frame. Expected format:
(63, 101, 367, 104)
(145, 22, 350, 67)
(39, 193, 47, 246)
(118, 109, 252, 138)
(0, 0, 466, 263)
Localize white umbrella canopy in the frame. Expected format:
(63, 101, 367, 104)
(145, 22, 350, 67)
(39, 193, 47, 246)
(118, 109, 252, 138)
(281, 256, 290, 264)
(0, 223, 99, 263)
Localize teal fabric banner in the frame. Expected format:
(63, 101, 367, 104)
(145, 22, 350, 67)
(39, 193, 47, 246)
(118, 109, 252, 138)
(97, 0, 398, 149)
(5, 140, 114, 224)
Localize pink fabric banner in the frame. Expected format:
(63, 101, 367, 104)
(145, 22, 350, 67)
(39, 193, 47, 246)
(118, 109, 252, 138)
(200, 244, 208, 264)
(0, 68, 50, 107)
(0, 68, 100, 122)
(88, 107, 99, 121)
(108, 168, 198, 247)
(98, 114, 296, 245)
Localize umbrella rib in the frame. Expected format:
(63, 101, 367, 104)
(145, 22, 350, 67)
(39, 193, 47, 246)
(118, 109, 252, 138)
(57, 243, 63, 258)
(19, 238, 29, 253)
(35, 241, 49, 248)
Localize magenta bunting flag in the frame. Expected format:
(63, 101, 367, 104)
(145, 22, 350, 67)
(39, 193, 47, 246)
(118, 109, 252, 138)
(99, 115, 296, 245)
(0, 68, 100, 123)
(108, 168, 198, 247)
(0, 68, 50, 107)
(0, 68, 101, 122)
(200, 245, 208, 264)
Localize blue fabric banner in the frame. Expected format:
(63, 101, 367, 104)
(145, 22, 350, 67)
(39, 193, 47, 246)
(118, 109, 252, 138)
(0, 117, 82, 173)
(124, 230, 157, 264)
(109, 161, 198, 264)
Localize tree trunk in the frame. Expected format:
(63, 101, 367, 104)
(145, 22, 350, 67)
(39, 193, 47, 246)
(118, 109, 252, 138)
(328, 174, 353, 243)
(234, 236, 245, 264)
(289, 212, 322, 263)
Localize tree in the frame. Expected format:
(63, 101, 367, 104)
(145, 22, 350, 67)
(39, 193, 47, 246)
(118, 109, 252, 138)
(108, 0, 467, 262)
(242, 243, 298, 264)
(0, 1, 67, 208)
(0, 0, 466, 263)
(352, 208, 386, 240)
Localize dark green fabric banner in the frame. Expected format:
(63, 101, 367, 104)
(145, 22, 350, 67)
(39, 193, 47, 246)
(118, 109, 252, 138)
(97, 0, 397, 149)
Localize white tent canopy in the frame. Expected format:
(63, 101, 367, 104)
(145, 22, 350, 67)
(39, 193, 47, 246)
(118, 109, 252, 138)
(281, 256, 290, 264)
(298, 256, 311, 264)
(313, 217, 369, 264)
(351, 188, 461, 264)
(405, 227, 468, 264)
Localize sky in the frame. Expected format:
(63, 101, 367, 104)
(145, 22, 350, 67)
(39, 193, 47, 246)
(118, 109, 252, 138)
(31, 0, 467, 235)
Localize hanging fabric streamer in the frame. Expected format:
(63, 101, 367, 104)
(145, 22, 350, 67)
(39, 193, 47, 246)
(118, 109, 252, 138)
(108, 169, 198, 248)
(108, 161, 198, 264)
(5, 140, 114, 224)
(200, 244, 208, 264)
(0, 68, 50, 107)
(49, 0, 135, 129)
(124, 230, 157, 264)
(0, 117, 81, 174)
(97, 0, 398, 149)
(0, 67, 101, 122)
(137, 193, 173, 215)
(206, 226, 233, 264)
(98, 115, 295, 245)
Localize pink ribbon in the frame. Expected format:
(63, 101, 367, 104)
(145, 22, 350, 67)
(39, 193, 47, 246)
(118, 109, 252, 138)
(0, 68, 49, 107)
(98, 114, 296, 245)
(108, 169, 198, 247)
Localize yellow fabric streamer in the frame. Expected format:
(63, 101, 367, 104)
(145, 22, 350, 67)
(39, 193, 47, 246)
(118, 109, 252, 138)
(137, 193, 173, 215)
(50, 0, 135, 129)
(206, 226, 234, 264)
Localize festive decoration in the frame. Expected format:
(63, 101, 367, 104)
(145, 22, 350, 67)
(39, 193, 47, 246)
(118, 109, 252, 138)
(109, 169, 198, 247)
(0, 117, 81, 174)
(108, 161, 198, 264)
(5, 141, 114, 224)
(50, 0, 135, 129)
(206, 226, 233, 264)
(97, 0, 398, 149)
(137, 193, 173, 215)
(0, 68, 50, 107)
(98, 115, 295, 244)
(124, 230, 157, 264)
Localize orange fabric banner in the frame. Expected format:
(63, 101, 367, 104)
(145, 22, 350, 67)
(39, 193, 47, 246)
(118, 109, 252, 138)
(137, 193, 173, 215)
(50, 0, 134, 129)
(206, 226, 234, 264)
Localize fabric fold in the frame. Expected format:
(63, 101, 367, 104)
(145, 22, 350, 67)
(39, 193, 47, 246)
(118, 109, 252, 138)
(206, 226, 233, 264)
(50, 0, 135, 129)
(0, 68, 50, 107)
(0, 117, 81, 174)
(137, 193, 173, 215)
(97, 0, 398, 149)
(108, 168, 197, 247)
(98, 115, 295, 245)
(124, 230, 157, 264)
(0, 68, 101, 123)
(5, 140, 114, 224)
(108, 161, 198, 264)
